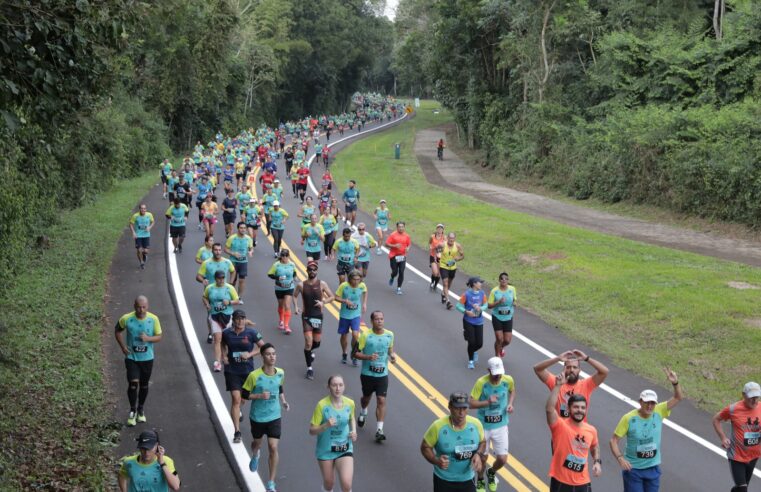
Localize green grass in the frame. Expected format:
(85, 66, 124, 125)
(332, 100, 761, 411)
(0, 171, 158, 490)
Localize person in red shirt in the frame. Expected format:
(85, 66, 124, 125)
(258, 168, 275, 195)
(534, 350, 609, 421)
(384, 221, 412, 295)
(296, 165, 310, 203)
(712, 381, 761, 492)
(546, 371, 601, 491)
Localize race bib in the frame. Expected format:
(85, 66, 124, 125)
(307, 239, 319, 247)
(395, 255, 406, 263)
(636, 442, 657, 459)
(453, 443, 477, 461)
(132, 345, 148, 353)
(338, 254, 352, 262)
(744, 431, 760, 447)
(446, 260, 455, 267)
(232, 351, 244, 363)
(330, 441, 349, 453)
(369, 364, 385, 374)
(497, 308, 511, 316)
(563, 454, 586, 472)
(484, 414, 503, 424)
(214, 301, 225, 311)
(307, 318, 322, 329)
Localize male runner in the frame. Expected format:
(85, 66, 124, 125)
(242, 343, 290, 492)
(469, 357, 515, 492)
(439, 232, 464, 309)
(351, 223, 377, 278)
(335, 270, 367, 366)
(713, 381, 761, 492)
(301, 214, 325, 262)
(293, 261, 335, 380)
(225, 222, 254, 298)
(196, 243, 236, 286)
(353, 310, 396, 442)
(534, 349, 608, 421)
(129, 204, 154, 269)
(342, 180, 360, 226)
(165, 198, 189, 253)
(203, 270, 243, 372)
(333, 227, 360, 284)
(384, 221, 411, 295)
(546, 372, 601, 491)
(114, 296, 162, 426)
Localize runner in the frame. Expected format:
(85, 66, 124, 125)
(242, 343, 290, 492)
(266, 249, 297, 334)
(333, 227, 360, 284)
(437, 138, 446, 161)
(222, 188, 238, 238)
(335, 270, 367, 366)
(118, 430, 180, 491)
(712, 381, 761, 492)
(262, 188, 277, 236)
(200, 193, 219, 237)
(546, 371, 602, 492)
(487, 272, 517, 357)
(294, 261, 335, 380)
(195, 234, 214, 266)
(299, 196, 317, 227)
(114, 296, 162, 426)
(166, 169, 179, 203)
(297, 162, 310, 203)
(321, 168, 334, 191)
(284, 146, 295, 175)
(351, 223, 377, 278)
(321, 199, 342, 261)
(456, 277, 488, 370)
(428, 224, 446, 291)
(610, 368, 683, 492)
(225, 222, 254, 298)
(342, 180, 360, 226)
(165, 198, 189, 254)
(269, 201, 289, 257)
(221, 309, 264, 444)
(243, 197, 263, 246)
(384, 221, 412, 295)
(203, 270, 243, 372)
(196, 243, 236, 286)
(353, 310, 396, 442)
(236, 184, 253, 221)
(301, 214, 325, 262)
(318, 185, 332, 216)
(533, 350, 609, 421)
(421, 391, 485, 492)
(309, 375, 357, 492)
(439, 232, 464, 309)
(373, 200, 390, 255)
(469, 357, 515, 492)
(195, 175, 213, 229)
(173, 173, 192, 209)
(159, 159, 173, 199)
(129, 204, 154, 270)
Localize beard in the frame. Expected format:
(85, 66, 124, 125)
(566, 373, 579, 384)
(571, 411, 585, 423)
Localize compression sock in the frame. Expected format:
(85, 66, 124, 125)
(283, 309, 291, 327)
(277, 306, 284, 323)
(312, 340, 320, 350)
(304, 349, 312, 368)
(127, 382, 138, 411)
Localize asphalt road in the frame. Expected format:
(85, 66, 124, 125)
(116, 113, 760, 491)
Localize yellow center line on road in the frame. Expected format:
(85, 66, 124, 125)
(248, 171, 546, 492)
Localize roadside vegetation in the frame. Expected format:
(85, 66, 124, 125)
(332, 100, 761, 412)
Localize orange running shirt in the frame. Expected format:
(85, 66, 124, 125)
(718, 400, 761, 463)
(549, 417, 598, 486)
(545, 377, 598, 421)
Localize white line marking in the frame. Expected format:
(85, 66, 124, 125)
(168, 240, 265, 492)
(306, 111, 760, 478)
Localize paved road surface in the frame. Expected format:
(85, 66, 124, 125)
(112, 113, 760, 491)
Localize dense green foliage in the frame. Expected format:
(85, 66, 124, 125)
(0, 1, 394, 289)
(391, 0, 761, 226)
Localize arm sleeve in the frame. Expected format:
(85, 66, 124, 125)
(455, 295, 467, 313)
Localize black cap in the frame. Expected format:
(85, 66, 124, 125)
(449, 391, 469, 408)
(466, 276, 484, 287)
(136, 430, 158, 449)
(232, 309, 246, 319)
(214, 270, 226, 278)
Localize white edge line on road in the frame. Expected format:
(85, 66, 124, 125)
(168, 237, 265, 492)
(306, 111, 760, 478)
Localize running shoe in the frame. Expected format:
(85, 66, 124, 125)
(136, 412, 147, 424)
(468, 360, 475, 370)
(240, 410, 243, 422)
(306, 368, 315, 380)
(126, 411, 137, 427)
(358, 414, 366, 428)
(376, 249, 382, 255)
(352, 357, 358, 367)
(273, 252, 279, 258)
(178, 246, 182, 253)
(341, 353, 348, 364)
(441, 294, 447, 304)
(396, 287, 402, 295)
(446, 301, 453, 310)
(278, 321, 285, 331)
(265, 481, 277, 492)
(139, 262, 145, 270)
(474, 352, 479, 363)
(207, 334, 213, 344)
(233, 431, 242, 443)
(249, 451, 260, 472)
(375, 429, 386, 442)
(487, 469, 499, 492)
(388, 277, 394, 287)
(500, 349, 505, 358)
(476, 479, 486, 492)
(284, 326, 292, 335)
(213, 360, 222, 372)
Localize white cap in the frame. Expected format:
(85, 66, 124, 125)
(743, 381, 761, 398)
(639, 390, 658, 403)
(273, 200, 280, 206)
(487, 357, 504, 376)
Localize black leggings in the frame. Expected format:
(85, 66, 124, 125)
(272, 228, 284, 252)
(730, 458, 758, 490)
(462, 320, 483, 361)
(324, 231, 335, 256)
(389, 258, 406, 287)
(549, 478, 591, 492)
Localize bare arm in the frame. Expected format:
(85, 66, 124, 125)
(546, 373, 564, 426)
(533, 351, 572, 383)
(664, 367, 683, 410)
(610, 434, 632, 470)
(712, 412, 731, 449)
(573, 350, 609, 386)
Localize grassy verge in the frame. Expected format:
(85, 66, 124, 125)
(0, 171, 157, 490)
(332, 100, 761, 411)
(445, 124, 761, 244)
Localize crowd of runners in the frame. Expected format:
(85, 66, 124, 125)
(119, 92, 760, 492)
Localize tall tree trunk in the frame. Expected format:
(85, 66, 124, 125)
(538, 0, 556, 103)
(713, 0, 725, 40)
